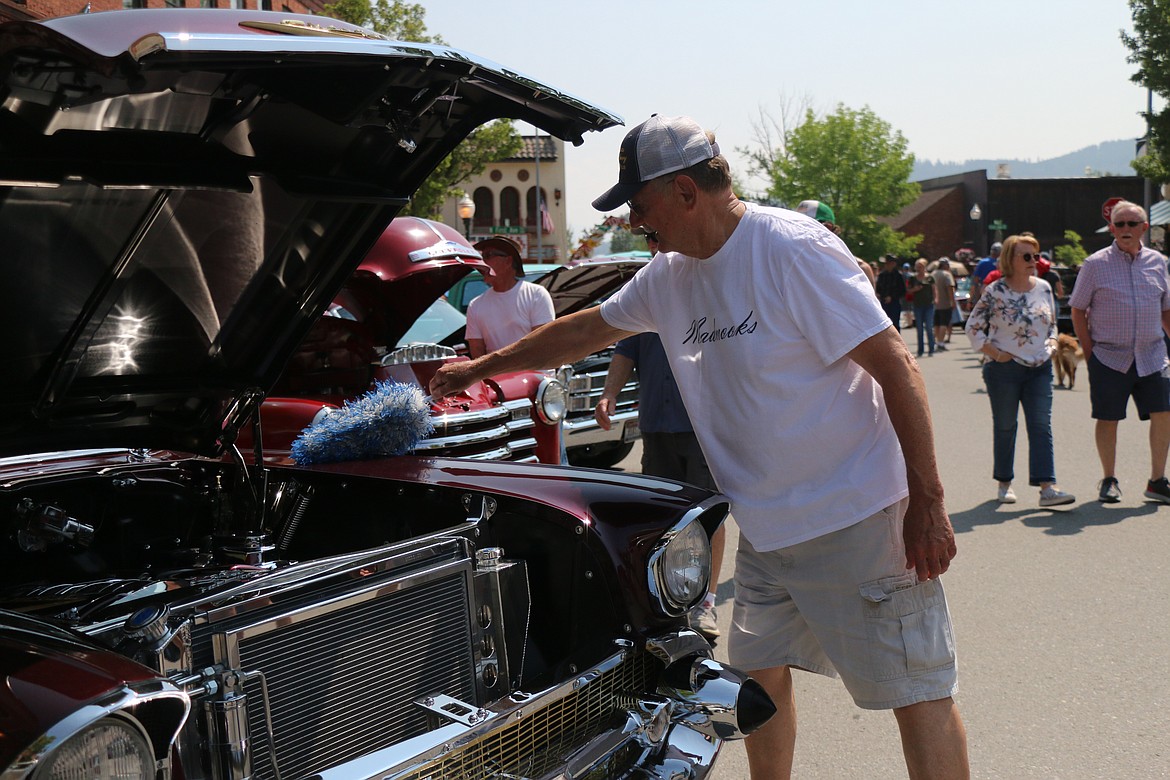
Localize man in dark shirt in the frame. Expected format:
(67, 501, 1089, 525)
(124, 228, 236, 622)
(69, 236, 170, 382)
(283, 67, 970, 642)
(875, 254, 907, 329)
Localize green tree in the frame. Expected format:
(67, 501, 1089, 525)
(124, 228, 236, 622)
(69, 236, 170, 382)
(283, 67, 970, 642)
(750, 104, 921, 260)
(322, 0, 521, 219)
(1053, 229, 1089, 267)
(1122, 0, 1170, 183)
(323, 0, 443, 43)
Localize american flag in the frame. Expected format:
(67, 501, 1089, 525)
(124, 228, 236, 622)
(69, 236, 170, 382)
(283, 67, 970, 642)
(540, 199, 554, 235)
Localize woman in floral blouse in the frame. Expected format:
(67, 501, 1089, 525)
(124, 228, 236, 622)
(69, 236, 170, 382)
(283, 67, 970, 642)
(965, 234, 1075, 507)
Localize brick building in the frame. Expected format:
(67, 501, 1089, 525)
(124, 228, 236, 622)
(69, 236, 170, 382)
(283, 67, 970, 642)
(884, 170, 1146, 260)
(1, 0, 325, 23)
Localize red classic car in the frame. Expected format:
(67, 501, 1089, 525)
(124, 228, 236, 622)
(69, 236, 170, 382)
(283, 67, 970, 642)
(0, 9, 772, 780)
(254, 217, 567, 464)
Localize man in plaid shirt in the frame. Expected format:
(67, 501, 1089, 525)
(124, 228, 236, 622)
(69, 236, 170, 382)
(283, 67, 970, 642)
(1069, 201, 1170, 504)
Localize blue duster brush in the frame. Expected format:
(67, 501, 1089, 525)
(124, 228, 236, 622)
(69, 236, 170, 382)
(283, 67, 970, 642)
(290, 380, 434, 465)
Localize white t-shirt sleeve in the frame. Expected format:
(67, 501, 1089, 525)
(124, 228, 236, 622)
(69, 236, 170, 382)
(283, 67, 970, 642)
(525, 284, 555, 329)
(465, 296, 484, 340)
(600, 260, 659, 334)
(774, 230, 890, 366)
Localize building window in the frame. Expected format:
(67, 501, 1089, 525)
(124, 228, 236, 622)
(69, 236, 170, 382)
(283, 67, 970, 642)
(517, 169, 529, 182)
(473, 187, 494, 229)
(230, 0, 245, 7)
(201, 0, 218, 7)
(123, 0, 147, 7)
(490, 169, 503, 182)
(499, 187, 520, 226)
(259, 0, 271, 8)
(525, 187, 547, 227)
(165, 0, 183, 7)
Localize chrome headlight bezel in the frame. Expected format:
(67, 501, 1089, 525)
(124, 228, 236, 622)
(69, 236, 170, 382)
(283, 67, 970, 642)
(534, 377, 567, 424)
(33, 714, 155, 780)
(647, 512, 712, 617)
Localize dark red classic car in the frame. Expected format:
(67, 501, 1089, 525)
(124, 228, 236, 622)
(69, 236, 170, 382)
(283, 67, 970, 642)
(0, 9, 771, 780)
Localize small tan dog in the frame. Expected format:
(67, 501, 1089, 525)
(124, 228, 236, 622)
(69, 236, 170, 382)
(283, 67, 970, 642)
(1054, 334, 1083, 389)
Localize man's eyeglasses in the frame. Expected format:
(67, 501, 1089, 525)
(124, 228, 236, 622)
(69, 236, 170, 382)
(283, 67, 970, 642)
(1112, 220, 1144, 228)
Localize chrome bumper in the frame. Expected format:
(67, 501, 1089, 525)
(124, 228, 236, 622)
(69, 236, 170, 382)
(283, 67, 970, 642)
(562, 408, 639, 448)
(312, 633, 773, 780)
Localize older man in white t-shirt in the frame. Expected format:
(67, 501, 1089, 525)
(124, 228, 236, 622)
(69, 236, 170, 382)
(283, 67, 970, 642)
(465, 236, 555, 357)
(431, 116, 968, 780)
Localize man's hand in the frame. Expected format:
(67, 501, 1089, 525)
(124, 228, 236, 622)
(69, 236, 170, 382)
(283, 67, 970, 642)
(902, 497, 957, 581)
(430, 360, 481, 398)
(594, 396, 617, 431)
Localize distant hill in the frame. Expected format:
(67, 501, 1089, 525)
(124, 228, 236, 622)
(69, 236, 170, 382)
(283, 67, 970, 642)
(913, 139, 1139, 181)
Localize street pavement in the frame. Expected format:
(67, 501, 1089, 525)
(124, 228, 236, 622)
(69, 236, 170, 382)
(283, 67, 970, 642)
(612, 332, 1170, 779)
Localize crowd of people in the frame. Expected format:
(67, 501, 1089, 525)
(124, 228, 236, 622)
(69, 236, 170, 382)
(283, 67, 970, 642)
(444, 107, 1168, 778)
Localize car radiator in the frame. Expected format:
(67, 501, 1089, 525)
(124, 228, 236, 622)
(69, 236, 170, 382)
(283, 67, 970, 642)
(189, 539, 480, 780)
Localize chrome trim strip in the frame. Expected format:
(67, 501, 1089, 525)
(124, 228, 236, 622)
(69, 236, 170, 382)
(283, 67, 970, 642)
(456, 445, 514, 461)
(506, 436, 538, 454)
(413, 425, 511, 450)
(432, 406, 511, 425)
(563, 408, 637, 434)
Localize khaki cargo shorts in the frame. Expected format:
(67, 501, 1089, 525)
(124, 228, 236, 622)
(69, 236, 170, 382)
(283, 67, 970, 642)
(728, 499, 958, 710)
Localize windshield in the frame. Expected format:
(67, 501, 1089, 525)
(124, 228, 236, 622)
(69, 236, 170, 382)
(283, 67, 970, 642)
(399, 297, 466, 346)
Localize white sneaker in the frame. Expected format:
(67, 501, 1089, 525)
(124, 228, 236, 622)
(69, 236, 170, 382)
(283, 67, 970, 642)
(1039, 486, 1076, 507)
(688, 603, 720, 639)
(997, 484, 1017, 503)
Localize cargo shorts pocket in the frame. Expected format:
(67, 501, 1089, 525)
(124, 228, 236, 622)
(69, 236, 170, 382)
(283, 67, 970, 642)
(860, 574, 955, 682)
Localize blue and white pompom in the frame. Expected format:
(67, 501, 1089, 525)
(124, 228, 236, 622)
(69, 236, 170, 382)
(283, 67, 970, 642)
(290, 380, 434, 465)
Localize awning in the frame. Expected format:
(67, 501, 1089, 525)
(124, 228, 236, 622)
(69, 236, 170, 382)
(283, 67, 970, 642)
(1151, 199, 1170, 225)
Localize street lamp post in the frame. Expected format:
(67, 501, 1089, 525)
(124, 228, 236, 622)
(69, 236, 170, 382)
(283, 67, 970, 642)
(457, 194, 475, 241)
(969, 203, 983, 256)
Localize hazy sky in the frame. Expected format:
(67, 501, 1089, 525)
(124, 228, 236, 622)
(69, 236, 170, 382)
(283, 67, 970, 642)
(421, 0, 1156, 237)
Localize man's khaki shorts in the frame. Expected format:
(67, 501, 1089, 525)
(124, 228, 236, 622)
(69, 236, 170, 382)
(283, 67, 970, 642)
(727, 499, 959, 710)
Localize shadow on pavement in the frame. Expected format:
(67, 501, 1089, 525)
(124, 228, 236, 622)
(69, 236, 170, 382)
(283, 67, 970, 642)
(948, 499, 1162, 536)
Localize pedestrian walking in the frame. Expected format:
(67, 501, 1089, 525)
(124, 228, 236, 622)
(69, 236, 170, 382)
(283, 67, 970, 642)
(965, 234, 1074, 507)
(933, 257, 957, 349)
(908, 258, 936, 357)
(1069, 201, 1170, 504)
(430, 114, 968, 780)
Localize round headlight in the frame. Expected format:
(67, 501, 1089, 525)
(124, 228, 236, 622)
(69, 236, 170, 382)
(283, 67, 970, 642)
(37, 716, 153, 780)
(535, 377, 567, 424)
(649, 519, 711, 614)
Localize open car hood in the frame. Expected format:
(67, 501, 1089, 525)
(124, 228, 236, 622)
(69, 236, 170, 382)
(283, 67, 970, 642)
(534, 257, 649, 317)
(0, 9, 619, 459)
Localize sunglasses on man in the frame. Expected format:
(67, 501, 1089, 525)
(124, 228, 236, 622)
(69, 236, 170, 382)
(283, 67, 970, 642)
(1112, 220, 1144, 228)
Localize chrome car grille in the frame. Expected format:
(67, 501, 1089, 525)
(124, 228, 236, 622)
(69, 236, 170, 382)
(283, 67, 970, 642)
(566, 369, 638, 416)
(414, 404, 537, 461)
(395, 651, 658, 780)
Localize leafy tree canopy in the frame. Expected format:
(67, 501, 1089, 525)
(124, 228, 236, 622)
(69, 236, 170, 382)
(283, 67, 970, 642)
(1122, 0, 1170, 183)
(1053, 230, 1089, 267)
(322, 0, 521, 219)
(749, 103, 921, 261)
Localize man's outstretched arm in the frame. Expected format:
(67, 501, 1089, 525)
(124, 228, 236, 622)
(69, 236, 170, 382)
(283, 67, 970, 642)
(431, 308, 634, 398)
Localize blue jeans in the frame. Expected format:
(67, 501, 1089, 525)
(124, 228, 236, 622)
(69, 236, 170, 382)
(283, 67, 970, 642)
(982, 359, 1055, 485)
(913, 304, 936, 355)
